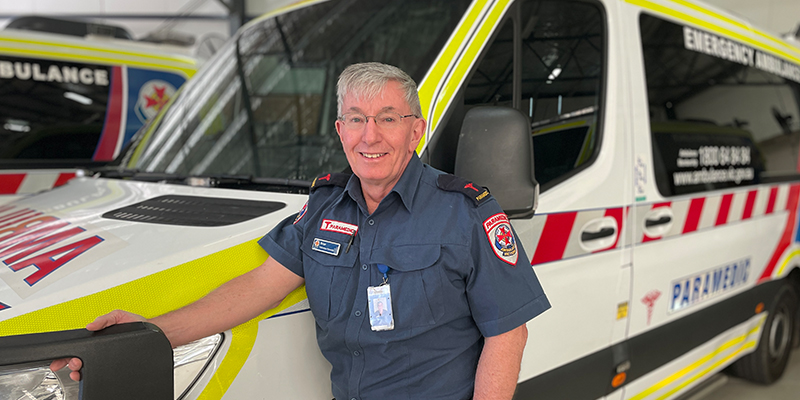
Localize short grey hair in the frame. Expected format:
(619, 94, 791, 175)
(337, 62, 422, 118)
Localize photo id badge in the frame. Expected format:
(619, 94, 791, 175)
(367, 284, 394, 331)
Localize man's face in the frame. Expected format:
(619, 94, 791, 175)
(335, 81, 426, 191)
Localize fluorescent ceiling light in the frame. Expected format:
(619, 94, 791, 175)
(64, 91, 93, 105)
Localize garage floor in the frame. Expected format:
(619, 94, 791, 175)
(700, 350, 800, 399)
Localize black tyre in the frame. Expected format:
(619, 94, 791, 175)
(729, 284, 797, 384)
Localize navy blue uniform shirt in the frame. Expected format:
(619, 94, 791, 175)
(258, 154, 550, 400)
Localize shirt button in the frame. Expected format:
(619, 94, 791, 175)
(368, 219, 374, 226)
(353, 350, 360, 356)
(361, 264, 368, 270)
(354, 310, 362, 317)
(351, 398, 357, 400)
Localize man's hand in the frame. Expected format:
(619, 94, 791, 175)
(49, 310, 146, 381)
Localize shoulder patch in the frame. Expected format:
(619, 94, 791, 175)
(436, 174, 491, 207)
(310, 172, 351, 192)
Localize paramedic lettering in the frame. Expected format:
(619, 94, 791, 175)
(52, 62, 550, 400)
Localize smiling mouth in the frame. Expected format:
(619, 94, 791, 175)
(361, 152, 387, 159)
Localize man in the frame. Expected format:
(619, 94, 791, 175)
(53, 62, 550, 399)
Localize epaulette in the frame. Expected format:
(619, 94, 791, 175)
(436, 174, 492, 207)
(310, 172, 351, 192)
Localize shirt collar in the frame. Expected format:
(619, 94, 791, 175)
(343, 152, 423, 214)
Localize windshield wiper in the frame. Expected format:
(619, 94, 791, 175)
(187, 175, 311, 193)
(84, 168, 311, 193)
(87, 167, 187, 182)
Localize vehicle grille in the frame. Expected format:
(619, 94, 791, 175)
(102, 195, 286, 227)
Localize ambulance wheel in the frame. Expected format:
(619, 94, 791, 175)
(729, 284, 797, 384)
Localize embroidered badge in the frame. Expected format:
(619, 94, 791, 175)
(312, 238, 341, 256)
(320, 219, 358, 235)
(293, 201, 308, 224)
(483, 213, 518, 265)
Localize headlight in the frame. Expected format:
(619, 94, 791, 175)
(173, 333, 223, 399)
(0, 362, 79, 400)
(0, 333, 221, 400)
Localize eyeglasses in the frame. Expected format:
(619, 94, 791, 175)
(338, 112, 417, 130)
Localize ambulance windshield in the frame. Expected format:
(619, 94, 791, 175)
(123, 0, 471, 186)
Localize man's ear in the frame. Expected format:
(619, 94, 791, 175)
(410, 117, 427, 148)
(335, 119, 344, 142)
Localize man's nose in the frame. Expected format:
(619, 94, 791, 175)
(361, 117, 381, 143)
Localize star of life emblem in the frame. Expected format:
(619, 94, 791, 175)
(134, 80, 176, 123)
(483, 213, 517, 265)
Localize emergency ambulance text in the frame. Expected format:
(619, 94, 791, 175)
(683, 26, 800, 84)
(669, 257, 750, 313)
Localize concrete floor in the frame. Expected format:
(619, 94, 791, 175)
(701, 350, 800, 399)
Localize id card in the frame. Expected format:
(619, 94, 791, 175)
(367, 284, 394, 331)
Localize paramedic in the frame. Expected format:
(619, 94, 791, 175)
(53, 62, 550, 400)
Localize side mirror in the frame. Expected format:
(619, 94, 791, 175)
(0, 322, 173, 400)
(455, 106, 538, 218)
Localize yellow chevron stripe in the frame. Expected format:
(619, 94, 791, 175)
(416, 0, 493, 154)
(429, 0, 513, 136)
(0, 238, 308, 400)
(666, 0, 800, 58)
(0, 44, 197, 77)
(629, 317, 763, 400)
(626, 0, 800, 65)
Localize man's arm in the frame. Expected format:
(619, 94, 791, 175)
(51, 256, 303, 380)
(473, 324, 528, 400)
(149, 256, 304, 347)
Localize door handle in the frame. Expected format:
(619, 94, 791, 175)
(581, 227, 616, 241)
(645, 215, 672, 227)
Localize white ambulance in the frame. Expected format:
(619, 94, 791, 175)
(0, 20, 198, 205)
(1, 0, 800, 399)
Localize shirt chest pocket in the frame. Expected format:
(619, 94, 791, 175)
(372, 244, 444, 329)
(301, 235, 358, 321)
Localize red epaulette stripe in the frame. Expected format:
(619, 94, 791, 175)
(532, 211, 577, 265)
(0, 174, 26, 195)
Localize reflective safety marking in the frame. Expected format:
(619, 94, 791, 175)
(0, 34, 197, 77)
(0, 172, 78, 195)
(625, 0, 800, 65)
(0, 238, 308, 400)
(0, 174, 25, 195)
(759, 185, 800, 282)
(628, 317, 763, 400)
(529, 184, 796, 267)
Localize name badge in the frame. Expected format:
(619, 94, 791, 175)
(367, 284, 394, 331)
(311, 238, 340, 256)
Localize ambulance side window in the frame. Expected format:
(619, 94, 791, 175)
(0, 56, 110, 162)
(432, 0, 605, 191)
(640, 14, 800, 196)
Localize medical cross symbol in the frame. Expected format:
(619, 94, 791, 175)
(496, 225, 513, 245)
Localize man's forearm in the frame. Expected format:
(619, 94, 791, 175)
(473, 324, 528, 400)
(152, 257, 304, 347)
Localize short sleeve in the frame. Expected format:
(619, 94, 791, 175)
(257, 208, 305, 278)
(465, 202, 551, 337)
